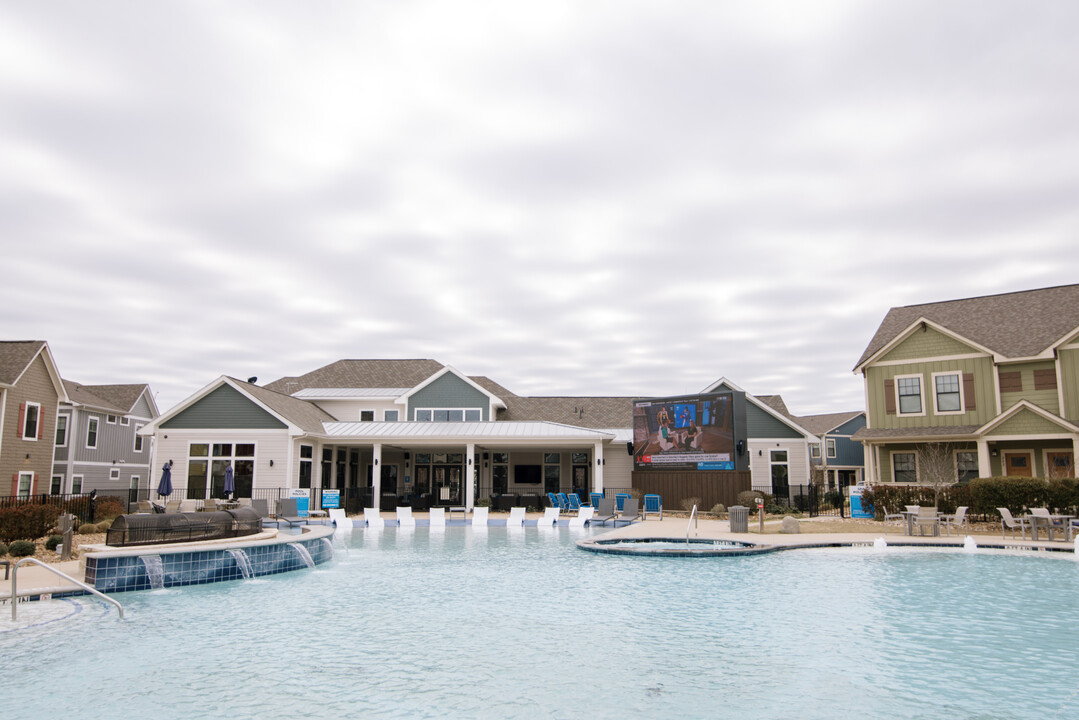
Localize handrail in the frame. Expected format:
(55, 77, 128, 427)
(10, 557, 124, 621)
(686, 504, 698, 544)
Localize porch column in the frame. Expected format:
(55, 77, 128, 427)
(864, 443, 876, 484)
(372, 444, 382, 508)
(977, 439, 992, 479)
(465, 442, 475, 510)
(594, 442, 605, 495)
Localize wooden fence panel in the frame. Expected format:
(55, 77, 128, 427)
(631, 471, 752, 510)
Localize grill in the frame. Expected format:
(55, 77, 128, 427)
(105, 508, 263, 547)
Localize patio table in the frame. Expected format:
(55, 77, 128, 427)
(1028, 514, 1074, 541)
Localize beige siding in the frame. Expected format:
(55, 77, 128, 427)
(0, 354, 59, 495)
(603, 441, 633, 490)
(152, 429, 292, 496)
(999, 361, 1059, 414)
(1061, 348, 1079, 422)
(748, 440, 810, 490)
(865, 357, 995, 429)
(879, 326, 980, 362)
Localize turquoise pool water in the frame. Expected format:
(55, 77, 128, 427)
(3, 527, 1079, 720)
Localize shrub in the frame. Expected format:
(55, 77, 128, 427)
(96, 520, 113, 532)
(0, 503, 63, 544)
(8, 540, 36, 557)
(0, 542, 8, 556)
(45, 535, 63, 551)
(736, 490, 765, 509)
(93, 496, 126, 521)
(680, 497, 701, 512)
(78, 523, 99, 535)
(823, 490, 844, 509)
(710, 503, 726, 515)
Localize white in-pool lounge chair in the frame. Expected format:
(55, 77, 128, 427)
(328, 508, 353, 529)
(472, 506, 489, 527)
(507, 507, 526, 527)
(538, 507, 560, 526)
(363, 507, 385, 528)
(429, 507, 446, 527)
(396, 506, 416, 527)
(569, 506, 595, 527)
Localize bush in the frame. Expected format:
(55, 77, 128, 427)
(823, 490, 844, 509)
(0, 503, 63, 544)
(96, 520, 113, 532)
(93, 496, 126, 520)
(78, 523, 99, 534)
(45, 535, 63, 551)
(680, 497, 701, 512)
(736, 490, 765, 508)
(859, 478, 1075, 521)
(8, 540, 36, 557)
(0, 542, 8, 556)
(710, 503, 726, 515)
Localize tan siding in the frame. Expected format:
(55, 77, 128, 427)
(879, 327, 980, 362)
(999, 361, 1060, 414)
(865, 357, 995, 429)
(1061, 348, 1079, 421)
(153, 430, 291, 497)
(0, 354, 59, 495)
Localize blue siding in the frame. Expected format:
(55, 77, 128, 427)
(162, 385, 286, 429)
(746, 403, 801, 439)
(407, 373, 490, 420)
(831, 435, 865, 467)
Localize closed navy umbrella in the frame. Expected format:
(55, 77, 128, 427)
(224, 464, 235, 499)
(157, 463, 173, 499)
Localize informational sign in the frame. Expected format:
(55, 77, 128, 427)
(321, 489, 340, 509)
(849, 485, 873, 519)
(289, 488, 310, 517)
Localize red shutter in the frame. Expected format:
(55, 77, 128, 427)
(31, 473, 38, 495)
(963, 373, 976, 411)
(38, 409, 44, 439)
(18, 402, 26, 436)
(884, 379, 896, 415)
(12, 473, 17, 494)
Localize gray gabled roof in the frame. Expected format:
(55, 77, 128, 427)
(497, 396, 638, 429)
(0, 341, 46, 386)
(795, 411, 864, 436)
(232, 378, 338, 433)
(63, 380, 150, 414)
(855, 284, 1079, 369)
(264, 359, 445, 395)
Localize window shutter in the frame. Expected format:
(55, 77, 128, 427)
(1033, 369, 1057, 391)
(38, 410, 44, 439)
(963, 373, 976, 411)
(12, 473, 17, 491)
(884, 379, 895, 415)
(18, 402, 26, 434)
(31, 472, 38, 494)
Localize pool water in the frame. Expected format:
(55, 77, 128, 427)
(3, 527, 1079, 720)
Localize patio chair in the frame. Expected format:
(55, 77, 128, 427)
(429, 507, 446, 527)
(472, 506, 489, 527)
(998, 507, 1029, 539)
(569, 506, 595, 528)
(643, 494, 662, 520)
(616, 493, 631, 512)
(1030, 508, 1065, 540)
(328, 508, 353, 529)
(566, 493, 583, 514)
(1068, 518, 1079, 542)
(276, 498, 307, 527)
(556, 492, 572, 513)
(881, 505, 904, 534)
(363, 507, 385, 528)
(591, 498, 617, 526)
(539, 507, 560, 526)
(238, 497, 252, 508)
(913, 506, 939, 536)
(165, 500, 182, 514)
(179, 500, 198, 513)
(396, 506, 416, 527)
(615, 498, 641, 525)
(939, 506, 968, 536)
(203, 498, 219, 512)
(547, 492, 560, 509)
(589, 492, 604, 508)
(507, 507, 526, 527)
(136, 500, 153, 513)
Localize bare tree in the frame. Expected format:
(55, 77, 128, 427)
(917, 442, 958, 508)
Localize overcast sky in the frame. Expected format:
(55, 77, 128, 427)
(2, 1, 1078, 417)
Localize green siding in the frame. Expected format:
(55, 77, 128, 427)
(407, 373, 490, 420)
(1061, 348, 1079, 422)
(161, 385, 286, 429)
(865, 357, 995, 429)
(987, 408, 1067, 437)
(999, 361, 1060, 415)
(879, 326, 980, 362)
(746, 403, 801, 439)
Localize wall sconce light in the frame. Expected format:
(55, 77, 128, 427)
(406, 461, 410, 469)
(375, 458, 379, 466)
(484, 461, 488, 468)
(25, 453, 31, 460)
(991, 449, 999, 457)
(597, 458, 601, 466)
(269, 459, 274, 467)
(468, 458, 472, 466)
(164, 434, 168, 439)
(758, 450, 763, 456)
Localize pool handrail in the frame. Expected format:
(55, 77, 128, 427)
(10, 557, 124, 621)
(686, 504, 698, 545)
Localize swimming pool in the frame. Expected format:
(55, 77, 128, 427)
(3, 527, 1079, 720)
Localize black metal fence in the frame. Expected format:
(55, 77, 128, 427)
(752, 484, 845, 518)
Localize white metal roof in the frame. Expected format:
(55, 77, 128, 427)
(601, 428, 634, 443)
(322, 421, 616, 441)
(293, 388, 410, 399)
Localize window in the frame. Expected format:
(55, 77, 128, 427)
(826, 439, 836, 458)
(956, 451, 979, 482)
(299, 444, 313, 489)
(384, 410, 399, 422)
(188, 442, 256, 498)
(465, 409, 481, 422)
(130, 475, 141, 492)
(106, 414, 117, 424)
(896, 375, 924, 415)
(17, 472, 33, 498)
(21, 402, 41, 440)
(415, 408, 480, 422)
(360, 410, 374, 421)
(893, 452, 917, 483)
(51, 476, 62, 495)
(544, 453, 561, 464)
(109, 468, 120, 481)
(572, 452, 590, 464)
(86, 417, 99, 448)
(415, 410, 432, 422)
(55, 415, 69, 447)
(72, 475, 83, 494)
(933, 372, 963, 414)
(120, 416, 130, 426)
(134, 425, 144, 452)
(810, 444, 821, 459)
(322, 448, 333, 488)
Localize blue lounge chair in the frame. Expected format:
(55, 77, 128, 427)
(556, 492, 572, 513)
(589, 492, 603, 508)
(566, 493, 582, 514)
(643, 494, 662, 520)
(616, 493, 631, 512)
(547, 492, 560, 509)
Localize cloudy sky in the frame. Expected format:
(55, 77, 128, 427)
(2, 1, 1078, 416)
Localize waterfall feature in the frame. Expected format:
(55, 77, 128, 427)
(287, 542, 315, 568)
(227, 548, 254, 579)
(963, 536, 978, 553)
(320, 537, 335, 561)
(141, 555, 165, 590)
(873, 537, 888, 551)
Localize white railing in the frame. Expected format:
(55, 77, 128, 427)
(686, 504, 698, 544)
(9, 557, 124, 621)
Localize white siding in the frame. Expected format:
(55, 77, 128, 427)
(603, 440, 634, 490)
(748, 439, 811, 492)
(151, 429, 292, 494)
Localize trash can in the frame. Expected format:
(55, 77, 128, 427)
(729, 505, 749, 533)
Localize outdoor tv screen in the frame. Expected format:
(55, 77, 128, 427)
(633, 391, 737, 470)
(513, 465, 542, 484)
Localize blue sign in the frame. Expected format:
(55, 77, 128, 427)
(289, 488, 310, 517)
(849, 485, 873, 519)
(698, 461, 735, 471)
(321, 489, 340, 509)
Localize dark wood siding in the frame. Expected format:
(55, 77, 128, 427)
(631, 470, 752, 509)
